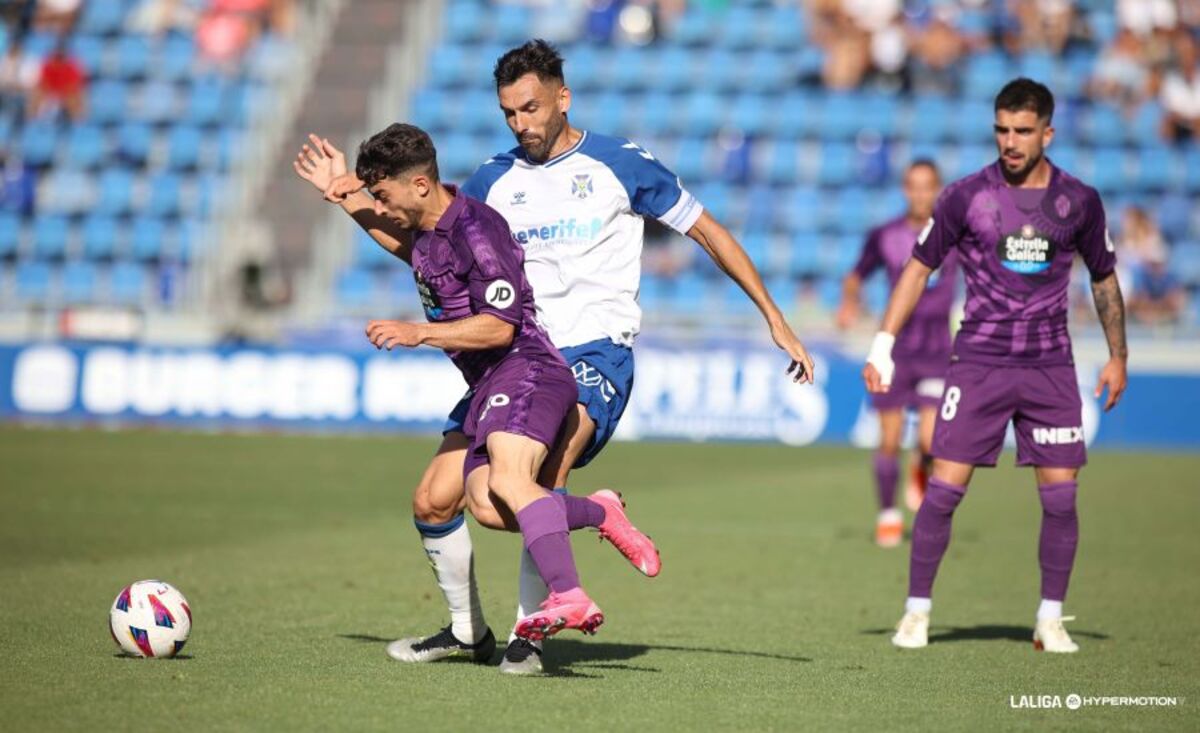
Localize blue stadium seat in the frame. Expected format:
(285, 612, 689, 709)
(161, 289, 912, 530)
(79, 1, 126, 34)
(1173, 241, 1200, 285)
(0, 213, 20, 259)
(701, 50, 741, 94)
(862, 95, 899, 137)
(656, 47, 697, 93)
(820, 93, 866, 140)
(825, 188, 870, 235)
(718, 6, 760, 50)
(964, 52, 1011, 100)
(68, 35, 104, 76)
(16, 262, 52, 303)
(114, 35, 153, 79)
(187, 77, 227, 126)
(19, 122, 59, 167)
(638, 273, 668, 312)
(729, 92, 769, 137)
(247, 33, 293, 81)
(776, 187, 820, 233)
(632, 92, 675, 137)
(1130, 103, 1164, 143)
(137, 80, 179, 124)
(61, 261, 98, 303)
(762, 6, 805, 50)
(62, 124, 107, 169)
(770, 93, 809, 138)
(96, 169, 136, 216)
(39, 170, 94, 215)
(670, 10, 717, 47)
(670, 138, 708, 185)
(116, 122, 153, 165)
(336, 267, 377, 309)
(1081, 104, 1124, 146)
(109, 263, 147, 305)
(908, 96, 952, 143)
(218, 129, 244, 170)
(388, 269, 418, 305)
(33, 217, 70, 260)
(816, 144, 857, 186)
(764, 141, 799, 186)
(88, 80, 129, 125)
(608, 47, 651, 93)
(146, 172, 183, 216)
(167, 126, 203, 170)
(1089, 147, 1128, 194)
(492, 3, 531, 44)
(669, 273, 709, 311)
(1155, 193, 1192, 242)
(789, 232, 821, 275)
(445, 1, 486, 43)
(738, 231, 771, 271)
(160, 35, 196, 81)
(1134, 146, 1175, 191)
(131, 218, 167, 261)
(765, 275, 797, 312)
(408, 89, 452, 133)
(82, 216, 120, 260)
(431, 43, 473, 90)
(681, 91, 724, 137)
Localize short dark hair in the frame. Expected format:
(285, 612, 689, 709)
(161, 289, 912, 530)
(994, 77, 1055, 122)
(908, 158, 940, 178)
(494, 39, 565, 89)
(355, 123, 439, 186)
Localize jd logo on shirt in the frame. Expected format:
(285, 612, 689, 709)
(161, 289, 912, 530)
(998, 224, 1057, 274)
(486, 280, 515, 308)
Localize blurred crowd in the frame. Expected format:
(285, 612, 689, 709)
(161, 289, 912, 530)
(0, 0, 297, 127)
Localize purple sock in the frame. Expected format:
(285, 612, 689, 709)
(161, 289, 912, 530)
(515, 495, 580, 594)
(561, 493, 606, 530)
(908, 477, 967, 598)
(873, 453, 900, 510)
(1038, 481, 1079, 602)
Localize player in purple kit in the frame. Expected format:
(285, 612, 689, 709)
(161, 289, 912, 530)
(863, 79, 1128, 653)
(838, 160, 956, 548)
(351, 123, 652, 644)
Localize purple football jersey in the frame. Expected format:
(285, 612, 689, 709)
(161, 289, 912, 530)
(912, 161, 1115, 366)
(853, 214, 958, 358)
(410, 186, 563, 387)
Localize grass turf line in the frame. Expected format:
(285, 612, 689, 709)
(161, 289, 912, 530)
(0, 427, 1197, 731)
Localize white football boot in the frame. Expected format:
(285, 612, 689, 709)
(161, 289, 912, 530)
(1033, 616, 1079, 653)
(891, 610, 930, 649)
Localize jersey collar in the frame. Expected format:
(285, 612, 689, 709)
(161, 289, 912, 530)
(524, 130, 587, 168)
(434, 184, 465, 234)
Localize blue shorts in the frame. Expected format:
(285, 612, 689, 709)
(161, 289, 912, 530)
(443, 338, 634, 469)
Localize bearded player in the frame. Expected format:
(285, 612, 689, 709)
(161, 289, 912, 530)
(298, 40, 814, 674)
(863, 78, 1127, 653)
(837, 160, 957, 547)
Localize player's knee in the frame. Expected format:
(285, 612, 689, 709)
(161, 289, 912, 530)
(411, 488, 460, 525)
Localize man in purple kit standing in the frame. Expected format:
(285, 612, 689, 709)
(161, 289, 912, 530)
(354, 123, 649, 644)
(838, 160, 956, 547)
(863, 79, 1128, 653)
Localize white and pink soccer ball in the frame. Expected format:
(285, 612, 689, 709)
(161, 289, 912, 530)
(109, 580, 192, 658)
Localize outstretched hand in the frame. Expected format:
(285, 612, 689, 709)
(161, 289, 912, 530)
(366, 319, 424, 350)
(293, 134, 347, 194)
(770, 321, 816, 384)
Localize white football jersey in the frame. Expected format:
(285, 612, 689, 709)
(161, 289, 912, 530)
(462, 131, 703, 349)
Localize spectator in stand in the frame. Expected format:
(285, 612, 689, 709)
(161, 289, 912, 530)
(909, 6, 970, 95)
(196, 8, 256, 66)
(1091, 29, 1150, 112)
(0, 145, 36, 216)
(1129, 249, 1187, 325)
(29, 39, 85, 121)
(0, 39, 39, 125)
(1117, 0, 1177, 38)
(32, 0, 80, 34)
(1161, 31, 1200, 143)
(127, 0, 201, 37)
(808, 0, 871, 90)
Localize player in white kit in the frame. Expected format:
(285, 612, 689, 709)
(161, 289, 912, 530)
(296, 39, 814, 674)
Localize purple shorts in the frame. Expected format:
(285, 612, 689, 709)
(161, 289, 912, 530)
(932, 361, 1086, 468)
(871, 355, 949, 411)
(460, 354, 577, 481)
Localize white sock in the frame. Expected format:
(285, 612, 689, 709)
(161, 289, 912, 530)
(879, 507, 903, 524)
(508, 547, 548, 649)
(906, 596, 932, 614)
(1037, 599, 1063, 620)
(418, 518, 486, 644)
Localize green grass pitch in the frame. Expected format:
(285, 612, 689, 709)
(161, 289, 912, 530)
(1, 427, 1197, 731)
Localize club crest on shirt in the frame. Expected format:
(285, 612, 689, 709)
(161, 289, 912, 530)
(1054, 194, 1071, 219)
(998, 224, 1057, 275)
(570, 174, 594, 200)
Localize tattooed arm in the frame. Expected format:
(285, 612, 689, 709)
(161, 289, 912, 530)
(1090, 271, 1128, 411)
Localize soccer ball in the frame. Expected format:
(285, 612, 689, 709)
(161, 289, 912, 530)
(109, 580, 192, 658)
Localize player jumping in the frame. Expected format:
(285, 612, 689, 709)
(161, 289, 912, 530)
(837, 160, 957, 547)
(863, 79, 1127, 653)
(297, 39, 815, 674)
